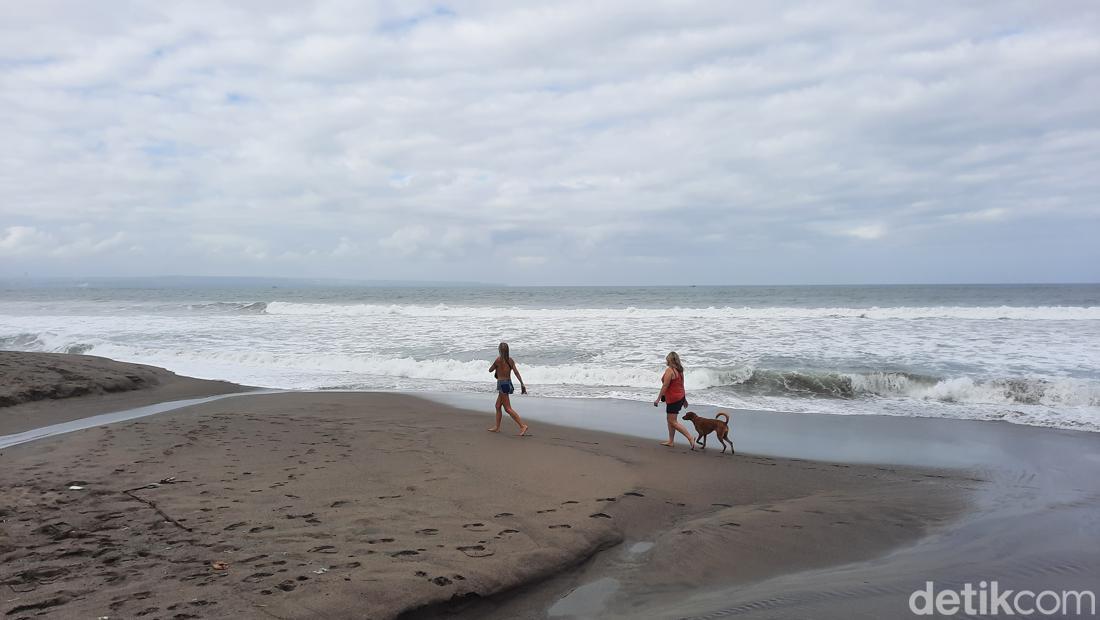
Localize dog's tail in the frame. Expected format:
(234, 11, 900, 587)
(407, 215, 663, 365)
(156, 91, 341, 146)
(715, 412, 730, 423)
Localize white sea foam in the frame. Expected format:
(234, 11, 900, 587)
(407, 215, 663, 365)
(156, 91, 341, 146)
(264, 301, 1100, 321)
(3, 291, 1099, 433)
(13, 336, 1100, 410)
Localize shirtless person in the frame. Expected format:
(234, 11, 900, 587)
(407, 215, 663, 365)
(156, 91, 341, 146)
(488, 342, 529, 436)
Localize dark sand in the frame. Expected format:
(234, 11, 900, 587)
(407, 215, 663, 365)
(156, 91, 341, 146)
(0, 351, 246, 435)
(0, 388, 970, 619)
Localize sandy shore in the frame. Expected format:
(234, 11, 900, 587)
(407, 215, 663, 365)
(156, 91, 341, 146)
(0, 385, 971, 619)
(0, 352, 246, 435)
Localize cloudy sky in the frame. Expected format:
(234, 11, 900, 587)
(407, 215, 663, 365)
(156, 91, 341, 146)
(1, 1, 1098, 285)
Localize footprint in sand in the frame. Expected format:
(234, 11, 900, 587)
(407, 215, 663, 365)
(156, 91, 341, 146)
(330, 500, 350, 508)
(462, 523, 488, 531)
(623, 491, 645, 497)
(308, 545, 337, 553)
(549, 524, 572, 529)
(494, 512, 514, 518)
(589, 513, 612, 519)
(415, 528, 438, 536)
(243, 572, 273, 583)
(457, 545, 493, 557)
(367, 538, 394, 544)
(498, 529, 519, 535)
(431, 576, 453, 586)
(597, 497, 617, 502)
(561, 500, 579, 505)
(390, 550, 419, 557)
(722, 522, 742, 527)
(223, 522, 248, 531)
(536, 509, 556, 514)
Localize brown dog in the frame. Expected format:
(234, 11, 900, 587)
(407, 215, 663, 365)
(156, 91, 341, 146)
(682, 412, 735, 454)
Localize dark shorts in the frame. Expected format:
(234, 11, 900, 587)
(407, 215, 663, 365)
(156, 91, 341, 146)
(666, 397, 687, 414)
(497, 380, 515, 394)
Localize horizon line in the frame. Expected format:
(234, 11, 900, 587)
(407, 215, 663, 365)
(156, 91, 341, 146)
(2, 275, 1098, 288)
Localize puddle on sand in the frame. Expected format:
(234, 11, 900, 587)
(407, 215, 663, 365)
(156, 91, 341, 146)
(627, 541, 654, 554)
(548, 577, 620, 618)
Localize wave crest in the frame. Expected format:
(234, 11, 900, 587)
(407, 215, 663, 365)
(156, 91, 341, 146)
(4, 332, 1097, 411)
(263, 301, 1100, 321)
(186, 301, 268, 314)
(53, 340, 1100, 409)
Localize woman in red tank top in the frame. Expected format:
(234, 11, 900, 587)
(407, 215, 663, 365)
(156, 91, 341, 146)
(653, 351, 696, 449)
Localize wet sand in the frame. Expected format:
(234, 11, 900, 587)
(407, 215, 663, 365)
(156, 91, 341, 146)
(423, 394, 1100, 619)
(0, 391, 969, 619)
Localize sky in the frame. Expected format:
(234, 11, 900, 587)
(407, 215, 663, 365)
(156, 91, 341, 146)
(1, 1, 1098, 286)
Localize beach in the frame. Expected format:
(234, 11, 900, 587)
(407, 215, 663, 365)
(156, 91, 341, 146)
(0, 353, 984, 619)
(3, 1, 1098, 613)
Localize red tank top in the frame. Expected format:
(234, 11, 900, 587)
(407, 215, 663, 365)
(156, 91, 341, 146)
(666, 370, 686, 402)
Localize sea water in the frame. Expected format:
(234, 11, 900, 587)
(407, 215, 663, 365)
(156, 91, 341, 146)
(1, 282, 1097, 431)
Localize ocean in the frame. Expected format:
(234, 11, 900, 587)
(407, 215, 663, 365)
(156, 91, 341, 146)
(2, 282, 1098, 432)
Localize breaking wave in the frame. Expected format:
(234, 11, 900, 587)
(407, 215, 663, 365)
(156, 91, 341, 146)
(732, 369, 1100, 407)
(263, 301, 1100, 321)
(9, 333, 1095, 410)
(185, 301, 269, 314)
(0, 332, 93, 354)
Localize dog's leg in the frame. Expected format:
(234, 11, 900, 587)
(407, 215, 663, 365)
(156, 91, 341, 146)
(723, 431, 735, 454)
(700, 433, 709, 450)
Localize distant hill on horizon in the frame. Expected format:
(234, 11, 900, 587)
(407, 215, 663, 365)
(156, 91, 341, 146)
(0, 275, 499, 289)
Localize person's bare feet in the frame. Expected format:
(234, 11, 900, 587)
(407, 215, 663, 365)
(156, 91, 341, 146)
(518, 424, 529, 436)
(659, 441, 674, 447)
(487, 427, 501, 433)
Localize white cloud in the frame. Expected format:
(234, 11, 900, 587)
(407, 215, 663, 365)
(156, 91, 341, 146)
(51, 231, 128, 257)
(378, 225, 432, 257)
(0, 226, 131, 258)
(842, 224, 888, 240)
(0, 226, 55, 256)
(945, 208, 1010, 222)
(513, 255, 547, 267)
(330, 236, 358, 257)
(190, 232, 270, 260)
(0, 1, 1097, 282)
